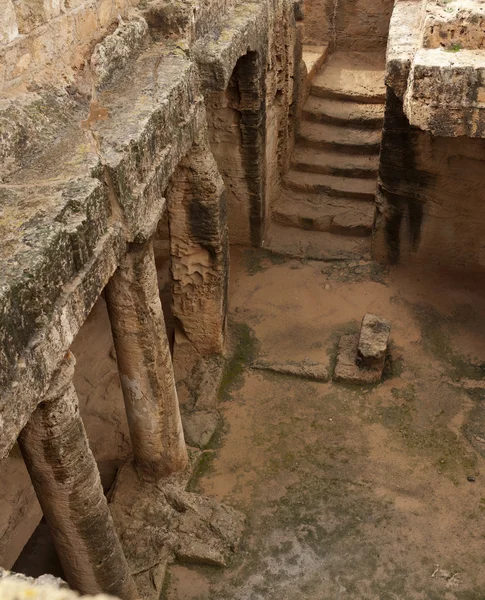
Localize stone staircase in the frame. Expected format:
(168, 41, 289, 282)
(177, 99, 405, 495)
(266, 50, 386, 261)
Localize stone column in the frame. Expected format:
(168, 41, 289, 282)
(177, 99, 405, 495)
(105, 240, 188, 481)
(166, 137, 229, 356)
(18, 353, 137, 600)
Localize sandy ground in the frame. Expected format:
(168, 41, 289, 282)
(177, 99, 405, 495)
(165, 247, 485, 600)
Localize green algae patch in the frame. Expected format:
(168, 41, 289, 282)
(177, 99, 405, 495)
(243, 248, 288, 275)
(411, 302, 485, 381)
(218, 322, 260, 401)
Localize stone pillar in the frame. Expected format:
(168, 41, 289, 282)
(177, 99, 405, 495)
(166, 137, 229, 356)
(18, 353, 137, 600)
(105, 240, 188, 481)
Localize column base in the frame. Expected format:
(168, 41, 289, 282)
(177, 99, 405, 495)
(109, 450, 245, 600)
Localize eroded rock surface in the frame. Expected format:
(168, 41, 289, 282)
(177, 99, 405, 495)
(109, 458, 245, 600)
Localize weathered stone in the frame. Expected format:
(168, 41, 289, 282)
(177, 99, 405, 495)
(357, 313, 390, 366)
(0, 0, 18, 44)
(18, 354, 137, 600)
(90, 16, 150, 90)
(0, 568, 66, 589)
(110, 458, 245, 600)
(185, 355, 224, 411)
(182, 411, 219, 448)
(166, 135, 228, 356)
(106, 240, 188, 481)
(334, 334, 385, 385)
(0, 577, 119, 600)
(252, 358, 329, 382)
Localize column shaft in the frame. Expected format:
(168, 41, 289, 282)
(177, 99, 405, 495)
(18, 354, 137, 600)
(105, 240, 188, 481)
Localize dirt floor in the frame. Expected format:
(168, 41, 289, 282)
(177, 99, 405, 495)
(165, 247, 485, 600)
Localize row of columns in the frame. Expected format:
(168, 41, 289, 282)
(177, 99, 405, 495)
(16, 140, 229, 599)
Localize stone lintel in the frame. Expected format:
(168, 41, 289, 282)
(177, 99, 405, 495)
(192, 2, 268, 92)
(0, 226, 125, 458)
(94, 49, 206, 241)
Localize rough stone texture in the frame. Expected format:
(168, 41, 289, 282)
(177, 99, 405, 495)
(166, 135, 228, 356)
(0, 577, 119, 600)
(197, 4, 269, 247)
(0, 1, 144, 94)
(375, 0, 485, 269)
(0, 0, 301, 573)
(375, 87, 485, 269)
(334, 334, 386, 385)
(357, 313, 391, 366)
(252, 358, 329, 382)
(90, 16, 150, 90)
(0, 568, 66, 589)
(110, 459, 245, 600)
(303, 0, 394, 51)
(105, 240, 188, 481)
(0, 0, 19, 45)
(181, 411, 220, 448)
(18, 354, 137, 600)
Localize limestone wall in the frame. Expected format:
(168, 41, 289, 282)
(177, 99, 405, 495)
(0, 0, 146, 95)
(303, 0, 394, 51)
(375, 0, 485, 270)
(375, 89, 485, 269)
(0, 0, 301, 575)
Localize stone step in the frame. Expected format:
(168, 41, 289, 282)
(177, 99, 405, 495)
(272, 195, 375, 236)
(292, 146, 379, 179)
(264, 223, 371, 261)
(284, 170, 377, 201)
(297, 121, 381, 154)
(302, 44, 329, 85)
(302, 96, 384, 128)
(311, 51, 386, 104)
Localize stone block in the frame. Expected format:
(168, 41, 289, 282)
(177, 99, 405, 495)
(334, 334, 385, 385)
(0, 0, 18, 45)
(252, 358, 329, 382)
(357, 313, 391, 367)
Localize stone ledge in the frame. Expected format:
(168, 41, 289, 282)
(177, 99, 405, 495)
(192, 2, 268, 91)
(0, 225, 125, 457)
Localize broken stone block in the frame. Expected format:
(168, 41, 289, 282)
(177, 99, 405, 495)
(357, 313, 391, 367)
(110, 458, 245, 600)
(252, 358, 329, 382)
(181, 410, 219, 448)
(334, 334, 385, 385)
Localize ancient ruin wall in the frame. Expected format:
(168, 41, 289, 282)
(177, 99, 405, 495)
(302, 0, 394, 50)
(0, 0, 301, 575)
(375, 0, 485, 270)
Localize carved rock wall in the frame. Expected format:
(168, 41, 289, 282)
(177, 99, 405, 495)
(375, 0, 485, 270)
(0, 0, 301, 574)
(302, 0, 394, 50)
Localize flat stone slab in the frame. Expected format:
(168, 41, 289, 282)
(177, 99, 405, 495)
(334, 334, 386, 385)
(252, 358, 329, 382)
(357, 313, 391, 366)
